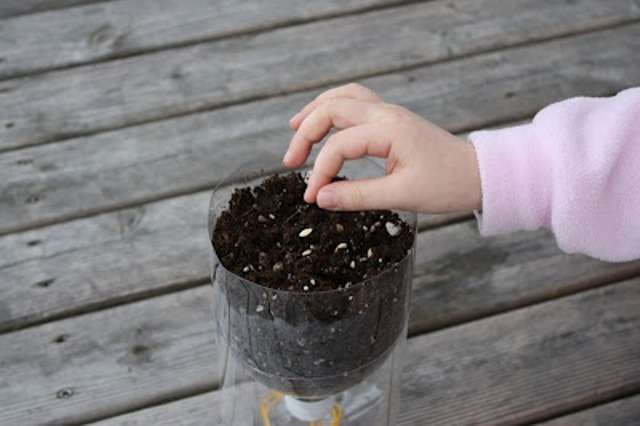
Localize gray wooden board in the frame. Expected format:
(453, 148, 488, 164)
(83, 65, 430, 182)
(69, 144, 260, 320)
(1, 0, 639, 151)
(0, 0, 411, 79)
(0, 0, 106, 19)
(16, 277, 635, 426)
(3, 25, 640, 237)
(540, 394, 640, 426)
(0, 286, 218, 426)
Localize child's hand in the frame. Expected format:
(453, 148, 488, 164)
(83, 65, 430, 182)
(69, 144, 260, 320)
(283, 83, 481, 213)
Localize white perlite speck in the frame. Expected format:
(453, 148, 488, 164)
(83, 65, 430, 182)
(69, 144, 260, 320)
(303, 285, 310, 291)
(242, 266, 250, 272)
(385, 221, 401, 236)
(302, 249, 312, 256)
(299, 228, 313, 237)
(367, 248, 373, 258)
(334, 242, 348, 252)
(350, 260, 356, 269)
(256, 305, 264, 313)
(310, 278, 316, 286)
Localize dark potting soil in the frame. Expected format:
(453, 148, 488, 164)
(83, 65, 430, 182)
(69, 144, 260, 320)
(211, 172, 416, 397)
(213, 172, 414, 291)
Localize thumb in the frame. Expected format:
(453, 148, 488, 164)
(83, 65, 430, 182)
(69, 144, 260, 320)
(316, 174, 405, 211)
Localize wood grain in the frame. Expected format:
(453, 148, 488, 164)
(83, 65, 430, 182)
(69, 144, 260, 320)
(7, 277, 634, 425)
(1, 0, 639, 151)
(541, 394, 640, 426)
(0, 0, 410, 79)
(0, 0, 106, 19)
(2, 25, 640, 236)
(0, 287, 218, 425)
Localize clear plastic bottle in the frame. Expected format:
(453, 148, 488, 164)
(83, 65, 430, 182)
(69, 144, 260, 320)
(208, 158, 416, 426)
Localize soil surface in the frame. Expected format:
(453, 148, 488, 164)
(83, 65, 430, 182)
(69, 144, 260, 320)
(213, 172, 414, 292)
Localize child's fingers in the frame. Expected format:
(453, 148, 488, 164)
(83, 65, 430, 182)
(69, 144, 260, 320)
(284, 98, 380, 168)
(289, 83, 381, 129)
(317, 175, 404, 211)
(303, 123, 392, 203)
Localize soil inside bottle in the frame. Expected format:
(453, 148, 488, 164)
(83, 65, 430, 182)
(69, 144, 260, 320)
(212, 172, 415, 397)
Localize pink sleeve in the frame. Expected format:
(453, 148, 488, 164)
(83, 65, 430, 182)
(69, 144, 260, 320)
(469, 88, 640, 262)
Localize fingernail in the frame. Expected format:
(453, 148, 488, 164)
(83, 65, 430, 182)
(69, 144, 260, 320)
(283, 149, 293, 165)
(317, 189, 338, 209)
(289, 112, 301, 125)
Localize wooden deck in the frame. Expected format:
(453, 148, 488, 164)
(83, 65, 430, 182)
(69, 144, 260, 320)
(1, 1, 639, 424)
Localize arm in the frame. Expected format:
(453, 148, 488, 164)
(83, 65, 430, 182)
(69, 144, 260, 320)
(470, 88, 640, 262)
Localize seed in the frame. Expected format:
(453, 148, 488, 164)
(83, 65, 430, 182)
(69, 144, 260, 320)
(257, 215, 269, 223)
(272, 294, 278, 301)
(303, 285, 310, 291)
(335, 242, 348, 252)
(302, 249, 312, 256)
(269, 214, 276, 220)
(242, 266, 250, 273)
(348, 296, 354, 301)
(336, 224, 344, 233)
(378, 258, 383, 264)
(256, 305, 264, 313)
(299, 228, 313, 238)
(350, 260, 356, 269)
(272, 262, 283, 272)
(385, 222, 401, 237)
(367, 248, 373, 258)
(310, 278, 316, 286)
(362, 225, 368, 231)
(303, 171, 312, 183)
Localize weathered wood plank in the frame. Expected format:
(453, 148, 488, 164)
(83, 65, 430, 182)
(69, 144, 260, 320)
(0, 0, 105, 19)
(8, 277, 635, 425)
(408, 222, 640, 335)
(0, 0, 410, 79)
(3, 25, 640, 236)
(2, 0, 639, 151)
(0, 287, 218, 425)
(541, 394, 640, 426)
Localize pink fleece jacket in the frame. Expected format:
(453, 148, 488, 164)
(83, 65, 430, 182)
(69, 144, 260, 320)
(470, 88, 640, 262)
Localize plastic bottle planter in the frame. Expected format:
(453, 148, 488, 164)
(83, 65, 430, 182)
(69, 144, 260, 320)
(208, 158, 416, 425)
(211, 237, 414, 398)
